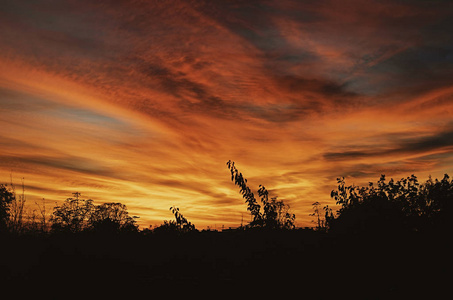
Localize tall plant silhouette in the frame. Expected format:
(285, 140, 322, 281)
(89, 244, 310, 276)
(154, 206, 196, 233)
(8, 177, 27, 233)
(227, 160, 261, 225)
(170, 206, 195, 232)
(309, 201, 333, 231)
(227, 160, 295, 229)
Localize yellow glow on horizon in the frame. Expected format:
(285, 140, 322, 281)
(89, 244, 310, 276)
(1, 1, 452, 229)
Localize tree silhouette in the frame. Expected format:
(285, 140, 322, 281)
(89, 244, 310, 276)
(227, 160, 295, 229)
(51, 193, 138, 233)
(89, 202, 139, 233)
(51, 192, 94, 233)
(0, 184, 14, 231)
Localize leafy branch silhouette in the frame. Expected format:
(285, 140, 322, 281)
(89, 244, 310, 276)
(227, 160, 295, 229)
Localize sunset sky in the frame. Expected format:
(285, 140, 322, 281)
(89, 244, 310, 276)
(1, 0, 453, 228)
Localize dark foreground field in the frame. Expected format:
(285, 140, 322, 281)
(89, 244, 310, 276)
(1, 229, 449, 298)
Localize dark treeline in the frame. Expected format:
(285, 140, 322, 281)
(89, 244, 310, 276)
(0, 161, 451, 297)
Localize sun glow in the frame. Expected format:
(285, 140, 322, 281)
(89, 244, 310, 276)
(1, 0, 453, 228)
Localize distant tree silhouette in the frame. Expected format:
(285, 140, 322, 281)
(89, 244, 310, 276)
(329, 174, 453, 233)
(0, 184, 14, 231)
(51, 192, 94, 233)
(227, 160, 295, 229)
(89, 202, 139, 233)
(51, 193, 138, 233)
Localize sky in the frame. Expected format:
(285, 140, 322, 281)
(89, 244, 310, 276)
(1, 0, 453, 228)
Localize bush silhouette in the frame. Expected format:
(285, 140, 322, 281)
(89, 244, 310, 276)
(329, 174, 453, 233)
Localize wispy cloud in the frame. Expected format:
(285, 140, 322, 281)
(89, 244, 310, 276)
(1, 0, 452, 227)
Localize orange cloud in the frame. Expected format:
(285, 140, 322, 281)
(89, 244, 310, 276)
(1, 0, 453, 228)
